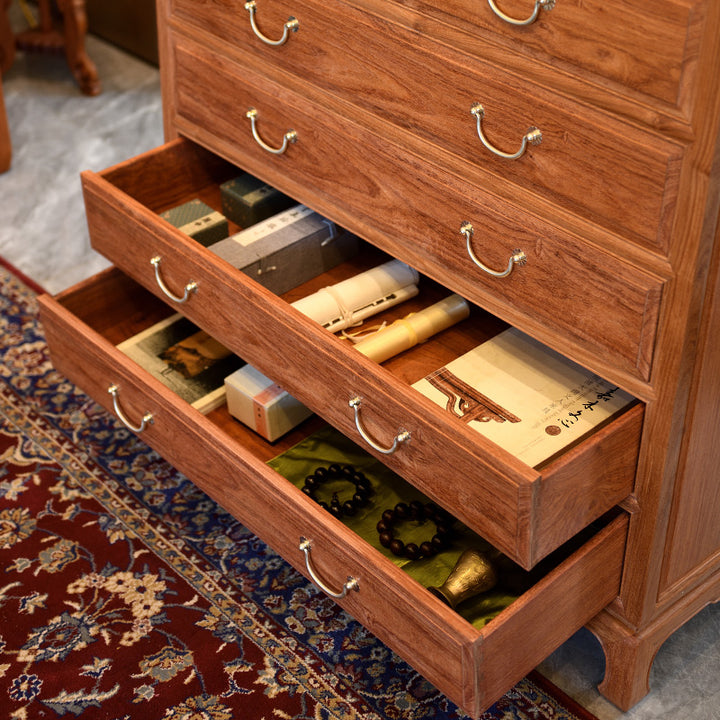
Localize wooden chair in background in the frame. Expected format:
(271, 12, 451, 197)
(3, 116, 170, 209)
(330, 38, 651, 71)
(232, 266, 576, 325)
(15, 0, 100, 96)
(1, 0, 12, 172)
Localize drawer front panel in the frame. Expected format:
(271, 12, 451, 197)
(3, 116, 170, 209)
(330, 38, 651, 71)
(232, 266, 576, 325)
(172, 0, 700, 113)
(169, 37, 664, 387)
(170, 0, 683, 254)
(80, 139, 643, 568)
(36, 282, 476, 711)
(38, 275, 628, 715)
(375, 0, 701, 112)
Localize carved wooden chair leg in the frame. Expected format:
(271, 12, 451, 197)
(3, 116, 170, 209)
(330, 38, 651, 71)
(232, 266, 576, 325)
(56, 0, 100, 96)
(0, 76, 10, 172)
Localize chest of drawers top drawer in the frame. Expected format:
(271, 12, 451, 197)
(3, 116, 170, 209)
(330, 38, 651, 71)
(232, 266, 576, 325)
(170, 0, 701, 119)
(169, 0, 683, 256)
(371, 0, 702, 116)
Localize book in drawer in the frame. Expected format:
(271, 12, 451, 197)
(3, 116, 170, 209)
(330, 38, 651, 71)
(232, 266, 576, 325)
(76, 142, 642, 568)
(37, 268, 629, 717)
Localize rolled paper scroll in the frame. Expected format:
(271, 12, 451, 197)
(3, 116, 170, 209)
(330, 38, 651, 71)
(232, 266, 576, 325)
(353, 294, 470, 363)
(291, 259, 419, 332)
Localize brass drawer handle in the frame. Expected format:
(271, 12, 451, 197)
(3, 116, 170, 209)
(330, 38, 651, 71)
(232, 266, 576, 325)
(108, 384, 153, 433)
(244, 0, 299, 46)
(299, 537, 359, 599)
(487, 0, 555, 26)
(150, 256, 198, 304)
(470, 103, 542, 160)
(246, 108, 298, 155)
(460, 222, 526, 278)
(348, 396, 410, 455)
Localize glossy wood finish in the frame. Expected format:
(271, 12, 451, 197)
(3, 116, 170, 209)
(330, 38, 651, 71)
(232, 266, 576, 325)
(376, 0, 703, 114)
(78, 138, 642, 568)
(37, 268, 629, 715)
(157, 0, 720, 710)
(37, 0, 720, 712)
(170, 35, 666, 389)
(170, 0, 683, 256)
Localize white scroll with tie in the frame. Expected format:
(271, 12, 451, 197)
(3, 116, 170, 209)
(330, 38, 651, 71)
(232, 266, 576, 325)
(290, 259, 420, 332)
(225, 259, 424, 440)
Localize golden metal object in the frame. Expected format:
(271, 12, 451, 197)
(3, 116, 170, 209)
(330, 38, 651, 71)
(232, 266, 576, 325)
(246, 108, 298, 155)
(470, 103, 542, 160)
(244, 0, 299, 46)
(460, 221, 527, 278)
(428, 549, 498, 609)
(348, 396, 411, 455)
(487, 0, 555, 27)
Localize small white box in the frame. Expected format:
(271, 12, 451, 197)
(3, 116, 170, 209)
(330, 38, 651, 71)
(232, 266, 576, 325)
(225, 365, 313, 441)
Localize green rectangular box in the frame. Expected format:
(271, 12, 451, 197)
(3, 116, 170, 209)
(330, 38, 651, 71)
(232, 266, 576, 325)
(160, 199, 229, 247)
(220, 174, 295, 228)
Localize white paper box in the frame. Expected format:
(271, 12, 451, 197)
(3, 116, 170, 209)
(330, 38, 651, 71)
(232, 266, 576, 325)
(225, 365, 313, 441)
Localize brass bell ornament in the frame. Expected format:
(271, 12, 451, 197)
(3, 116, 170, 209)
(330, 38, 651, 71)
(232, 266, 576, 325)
(428, 548, 498, 609)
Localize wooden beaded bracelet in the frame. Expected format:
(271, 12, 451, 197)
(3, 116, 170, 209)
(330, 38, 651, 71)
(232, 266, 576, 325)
(301, 463, 372, 518)
(376, 500, 455, 560)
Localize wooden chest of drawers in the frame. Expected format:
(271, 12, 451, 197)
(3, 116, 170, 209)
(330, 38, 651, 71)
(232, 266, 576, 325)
(37, 0, 720, 714)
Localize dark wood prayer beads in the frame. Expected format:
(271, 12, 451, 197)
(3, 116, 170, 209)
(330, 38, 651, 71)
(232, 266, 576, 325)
(376, 500, 454, 560)
(301, 464, 372, 518)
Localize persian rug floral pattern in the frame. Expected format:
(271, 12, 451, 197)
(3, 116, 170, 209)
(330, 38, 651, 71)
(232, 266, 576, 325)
(0, 264, 592, 719)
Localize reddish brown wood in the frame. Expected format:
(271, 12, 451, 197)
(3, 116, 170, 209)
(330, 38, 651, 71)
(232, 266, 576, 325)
(38, 0, 720, 714)
(139, 50, 670, 389)
(79, 145, 642, 568)
(14, 0, 100, 95)
(0, 75, 9, 174)
(325, 0, 701, 113)
(37, 281, 628, 717)
(169, 0, 682, 256)
(0, 0, 11, 173)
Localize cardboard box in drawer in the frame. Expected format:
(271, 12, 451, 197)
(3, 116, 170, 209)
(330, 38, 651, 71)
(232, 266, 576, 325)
(412, 327, 635, 467)
(210, 204, 359, 295)
(225, 365, 313, 442)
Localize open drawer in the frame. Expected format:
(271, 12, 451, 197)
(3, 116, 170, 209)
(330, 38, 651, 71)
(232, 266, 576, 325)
(37, 268, 628, 717)
(82, 127, 664, 389)
(77, 139, 642, 569)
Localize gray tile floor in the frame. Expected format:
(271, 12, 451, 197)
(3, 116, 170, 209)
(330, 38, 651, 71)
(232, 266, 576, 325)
(1, 23, 718, 720)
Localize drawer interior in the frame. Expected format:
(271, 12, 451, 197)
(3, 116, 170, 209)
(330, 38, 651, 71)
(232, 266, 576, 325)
(80, 138, 644, 567)
(62, 255, 639, 472)
(46, 267, 626, 607)
(41, 268, 629, 714)
(86, 140, 639, 451)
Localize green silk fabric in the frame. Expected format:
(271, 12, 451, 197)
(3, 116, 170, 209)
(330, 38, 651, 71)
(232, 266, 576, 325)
(268, 425, 524, 629)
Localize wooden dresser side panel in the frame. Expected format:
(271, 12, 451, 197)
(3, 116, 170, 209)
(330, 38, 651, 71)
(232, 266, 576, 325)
(478, 514, 628, 711)
(658, 211, 720, 597)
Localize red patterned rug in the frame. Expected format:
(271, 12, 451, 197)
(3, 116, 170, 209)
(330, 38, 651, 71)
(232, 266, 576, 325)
(0, 258, 599, 719)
